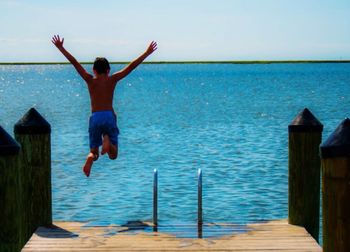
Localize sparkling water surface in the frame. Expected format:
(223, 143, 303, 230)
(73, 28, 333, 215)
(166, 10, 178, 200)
(1, 63, 349, 228)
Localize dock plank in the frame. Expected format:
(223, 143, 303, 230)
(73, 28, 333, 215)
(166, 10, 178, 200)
(22, 220, 322, 251)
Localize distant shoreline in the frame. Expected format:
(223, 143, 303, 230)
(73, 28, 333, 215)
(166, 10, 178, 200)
(0, 60, 350, 65)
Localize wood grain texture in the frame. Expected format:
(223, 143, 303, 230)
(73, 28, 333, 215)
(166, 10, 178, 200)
(322, 157, 350, 252)
(0, 153, 25, 252)
(288, 132, 321, 241)
(21, 220, 322, 251)
(15, 133, 52, 241)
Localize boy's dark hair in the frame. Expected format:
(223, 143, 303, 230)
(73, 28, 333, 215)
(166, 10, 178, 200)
(93, 57, 110, 74)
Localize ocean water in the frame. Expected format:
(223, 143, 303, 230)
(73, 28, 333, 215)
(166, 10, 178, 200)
(0, 63, 349, 229)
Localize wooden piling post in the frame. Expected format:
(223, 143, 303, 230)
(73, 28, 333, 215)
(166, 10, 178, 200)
(0, 125, 24, 252)
(288, 108, 323, 242)
(320, 118, 350, 252)
(14, 108, 52, 239)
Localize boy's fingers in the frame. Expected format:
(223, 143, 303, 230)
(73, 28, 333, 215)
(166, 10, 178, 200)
(51, 35, 63, 44)
(149, 41, 157, 49)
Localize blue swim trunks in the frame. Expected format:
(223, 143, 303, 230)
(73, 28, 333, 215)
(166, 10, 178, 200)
(88, 110, 120, 149)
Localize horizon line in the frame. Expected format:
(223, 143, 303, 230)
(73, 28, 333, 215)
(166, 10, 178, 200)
(1, 60, 350, 65)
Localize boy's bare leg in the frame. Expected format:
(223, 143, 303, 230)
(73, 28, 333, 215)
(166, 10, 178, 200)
(101, 135, 110, 155)
(101, 134, 118, 159)
(83, 148, 99, 177)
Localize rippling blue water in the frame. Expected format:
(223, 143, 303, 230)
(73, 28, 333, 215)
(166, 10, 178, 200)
(1, 63, 349, 227)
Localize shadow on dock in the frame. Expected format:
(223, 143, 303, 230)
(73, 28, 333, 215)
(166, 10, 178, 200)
(92, 220, 252, 239)
(36, 224, 79, 239)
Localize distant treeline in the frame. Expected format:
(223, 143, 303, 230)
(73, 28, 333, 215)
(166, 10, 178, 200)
(0, 60, 350, 65)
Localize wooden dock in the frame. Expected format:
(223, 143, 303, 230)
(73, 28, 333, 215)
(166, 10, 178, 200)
(22, 219, 322, 251)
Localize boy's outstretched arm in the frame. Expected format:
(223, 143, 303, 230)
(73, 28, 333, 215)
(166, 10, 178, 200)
(112, 41, 157, 82)
(51, 35, 92, 82)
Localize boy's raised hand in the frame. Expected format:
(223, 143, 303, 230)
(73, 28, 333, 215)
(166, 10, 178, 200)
(51, 35, 64, 48)
(112, 41, 158, 81)
(146, 41, 157, 56)
(51, 34, 92, 81)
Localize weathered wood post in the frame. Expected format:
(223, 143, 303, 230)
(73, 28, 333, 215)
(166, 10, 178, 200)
(0, 125, 24, 252)
(288, 108, 323, 242)
(320, 118, 350, 252)
(14, 108, 52, 240)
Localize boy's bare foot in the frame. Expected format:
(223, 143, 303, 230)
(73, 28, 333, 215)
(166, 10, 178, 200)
(108, 144, 118, 160)
(83, 153, 95, 177)
(101, 135, 110, 155)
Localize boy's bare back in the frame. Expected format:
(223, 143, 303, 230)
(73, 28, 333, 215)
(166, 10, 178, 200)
(86, 75, 117, 112)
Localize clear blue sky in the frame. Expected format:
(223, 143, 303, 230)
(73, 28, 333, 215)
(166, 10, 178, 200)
(1, 0, 349, 62)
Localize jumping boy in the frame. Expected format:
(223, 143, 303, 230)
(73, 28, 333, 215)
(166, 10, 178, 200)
(52, 35, 157, 177)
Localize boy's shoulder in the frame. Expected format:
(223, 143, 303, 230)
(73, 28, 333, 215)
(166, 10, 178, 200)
(89, 75, 117, 85)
